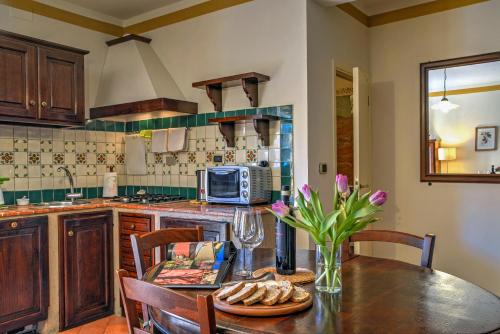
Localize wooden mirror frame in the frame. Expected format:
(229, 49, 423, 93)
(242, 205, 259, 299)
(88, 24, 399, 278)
(420, 52, 500, 184)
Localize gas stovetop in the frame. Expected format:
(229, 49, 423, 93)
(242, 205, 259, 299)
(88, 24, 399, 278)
(111, 194, 185, 204)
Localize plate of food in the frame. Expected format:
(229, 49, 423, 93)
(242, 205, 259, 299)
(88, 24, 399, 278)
(213, 280, 313, 316)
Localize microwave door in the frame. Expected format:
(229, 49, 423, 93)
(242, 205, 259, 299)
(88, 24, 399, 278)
(208, 169, 240, 198)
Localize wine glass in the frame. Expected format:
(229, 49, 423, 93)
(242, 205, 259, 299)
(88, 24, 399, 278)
(233, 208, 264, 277)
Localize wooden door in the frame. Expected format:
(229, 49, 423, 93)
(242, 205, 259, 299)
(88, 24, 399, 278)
(353, 67, 372, 192)
(59, 211, 113, 330)
(0, 216, 48, 333)
(0, 36, 37, 119)
(38, 47, 84, 124)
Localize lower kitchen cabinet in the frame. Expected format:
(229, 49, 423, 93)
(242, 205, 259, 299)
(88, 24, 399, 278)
(59, 211, 113, 330)
(160, 217, 230, 242)
(0, 216, 48, 333)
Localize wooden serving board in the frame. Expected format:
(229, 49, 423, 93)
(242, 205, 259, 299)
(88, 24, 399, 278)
(213, 288, 313, 317)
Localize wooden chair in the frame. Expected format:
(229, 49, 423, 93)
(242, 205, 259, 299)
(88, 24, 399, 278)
(347, 230, 436, 268)
(117, 269, 216, 334)
(130, 226, 204, 323)
(130, 226, 204, 280)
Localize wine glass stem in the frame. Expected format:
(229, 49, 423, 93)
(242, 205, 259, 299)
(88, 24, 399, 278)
(245, 249, 253, 275)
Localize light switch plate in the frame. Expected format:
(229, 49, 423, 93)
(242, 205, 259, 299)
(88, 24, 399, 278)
(319, 163, 328, 174)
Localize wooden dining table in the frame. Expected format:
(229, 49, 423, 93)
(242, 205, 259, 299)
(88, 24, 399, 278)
(143, 248, 500, 334)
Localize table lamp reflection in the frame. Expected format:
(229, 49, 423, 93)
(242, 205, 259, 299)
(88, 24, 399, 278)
(438, 147, 456, 173)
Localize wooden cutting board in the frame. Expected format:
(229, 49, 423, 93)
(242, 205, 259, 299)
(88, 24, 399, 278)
(213, 287, 313, 317)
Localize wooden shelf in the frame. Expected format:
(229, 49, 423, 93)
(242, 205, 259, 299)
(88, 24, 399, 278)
(192, 72, 270, 112)
(208, 114, 279, 147)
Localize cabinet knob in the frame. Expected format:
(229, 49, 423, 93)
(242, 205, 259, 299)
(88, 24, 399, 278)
(68, 230, 74, 237)
(10, 222, 18, 229)
(29, 100, 36, 106)
(130, 224, 136, 230)
(41, 101, 48, 108)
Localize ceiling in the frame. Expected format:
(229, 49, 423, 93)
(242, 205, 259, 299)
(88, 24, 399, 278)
(353, 0, 433, 16)
(428, 61, 500, 92)
(61, 0, 185, 20)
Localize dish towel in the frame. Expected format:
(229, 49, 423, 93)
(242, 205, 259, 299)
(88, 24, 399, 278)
(167, 127, 188, 152)
(124, 135, 147, 175)
(151, 129, 169, 153)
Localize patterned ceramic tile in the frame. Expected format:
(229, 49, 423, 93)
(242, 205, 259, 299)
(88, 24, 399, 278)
(154, 153, 163, 164)
(246, 149, 257, 163)
(14, 165, 28, 178)
(28, 153, 40, 165)
(40, 140, 52, 152)
(41, 165, 53, 177)
(224, 150, 235, 163)
(87, 142, 97, 153)
(116, 153, 125, 164)
(64, 141, 76, 153)
(53, 153, 64, 165)
(206, 151, 214, 163)
(196, 139, 206, 151)
(76, 153, 87, 164)
(14, 139, 28, 152)
(188, 152, 196, 163)
(97, 153, 106, 165)
(0, 152, 14, 164)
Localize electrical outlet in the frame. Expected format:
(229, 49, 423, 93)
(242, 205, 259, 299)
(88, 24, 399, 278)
(213, 155, 223, 163)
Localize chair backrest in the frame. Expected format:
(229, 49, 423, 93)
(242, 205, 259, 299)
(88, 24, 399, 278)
(348, 230, 436, 268)
(117, 269, 216, 334)
(130, 226, 204, 279)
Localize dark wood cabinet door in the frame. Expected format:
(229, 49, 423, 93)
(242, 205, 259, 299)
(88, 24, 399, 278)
(59, 211, 113, 330)
(160, 217, 229, 242)
(0, 36, 37, 119)
(38, 47, 84, 124)
(0, 216, 48, 333)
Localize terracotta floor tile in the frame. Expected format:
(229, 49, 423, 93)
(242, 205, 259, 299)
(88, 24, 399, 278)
(60, 316, 127, 334)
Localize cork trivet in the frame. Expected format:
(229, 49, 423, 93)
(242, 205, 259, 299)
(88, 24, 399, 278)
(252, 267, 315, 284)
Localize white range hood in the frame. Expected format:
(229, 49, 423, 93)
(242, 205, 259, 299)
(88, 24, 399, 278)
(90, 35, 197, 121)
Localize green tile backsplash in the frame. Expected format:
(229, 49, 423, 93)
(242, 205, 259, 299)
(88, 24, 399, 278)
(0, 105, 293, 205)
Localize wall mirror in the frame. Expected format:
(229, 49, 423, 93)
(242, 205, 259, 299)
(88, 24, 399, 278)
(421, 52, 500, 183)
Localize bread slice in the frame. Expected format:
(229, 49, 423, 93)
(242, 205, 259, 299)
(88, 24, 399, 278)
(217, 282, 245, 300)
(260, 286, 282, 306)
(290, 286, 310, 303)
(243, 286, 267, 306)
(227, 283, 258, 304)
(277, 281, 294, 304)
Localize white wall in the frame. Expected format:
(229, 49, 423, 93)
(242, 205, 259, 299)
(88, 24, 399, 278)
(141, 0, 309, 246)
(0, 5, 113, 118)
(306, 1, 369, 211)
(370, 0, 500, 294)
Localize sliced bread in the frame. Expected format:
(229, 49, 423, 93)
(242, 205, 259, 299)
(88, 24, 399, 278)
(243, 286, 267, 306)
(277, 281, 294, 304)
(290, 286, 310, 303)
(217, 281, 245, 300)
(260, 286, 282, 306)
(227, 283, 258, 304)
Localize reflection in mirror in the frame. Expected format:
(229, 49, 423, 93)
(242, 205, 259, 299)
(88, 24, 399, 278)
(423, 54, 500, 180)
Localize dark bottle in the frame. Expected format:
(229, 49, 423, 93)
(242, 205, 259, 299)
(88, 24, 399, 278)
(275, 185, 296, 275)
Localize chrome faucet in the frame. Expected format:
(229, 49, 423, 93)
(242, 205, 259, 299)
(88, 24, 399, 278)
(57, 166, 82, 201)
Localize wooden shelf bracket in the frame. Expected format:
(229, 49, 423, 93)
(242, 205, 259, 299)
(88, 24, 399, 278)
(242, 77, 259, 107)
(206, 84, 222, 112)
(218, 122, 235, 147)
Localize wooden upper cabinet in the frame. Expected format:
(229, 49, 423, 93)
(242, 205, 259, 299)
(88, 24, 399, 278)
(0, 30, 88, 126)
(0, 36, 37, 119)
(38, 47, 84, 124)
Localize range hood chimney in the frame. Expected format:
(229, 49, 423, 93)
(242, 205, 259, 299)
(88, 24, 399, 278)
(90, 35, 197, 121)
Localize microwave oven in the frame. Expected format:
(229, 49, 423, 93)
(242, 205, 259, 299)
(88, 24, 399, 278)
(205, 165, 272, 205)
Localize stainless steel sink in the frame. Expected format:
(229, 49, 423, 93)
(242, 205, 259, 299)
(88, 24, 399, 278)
(36, 200, 91, 208)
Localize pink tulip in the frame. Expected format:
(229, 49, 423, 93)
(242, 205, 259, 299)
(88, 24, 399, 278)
(300, 184, 312, 202)
(336, 174, 349, 194)
(369, 191, 388, 206)
(272, 200, 290, 217)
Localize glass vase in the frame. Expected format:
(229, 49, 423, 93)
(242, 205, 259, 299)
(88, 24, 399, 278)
(315, 244, 342, 294)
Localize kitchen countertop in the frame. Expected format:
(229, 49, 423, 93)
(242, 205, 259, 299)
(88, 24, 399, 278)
(0, 199, 272, 219)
